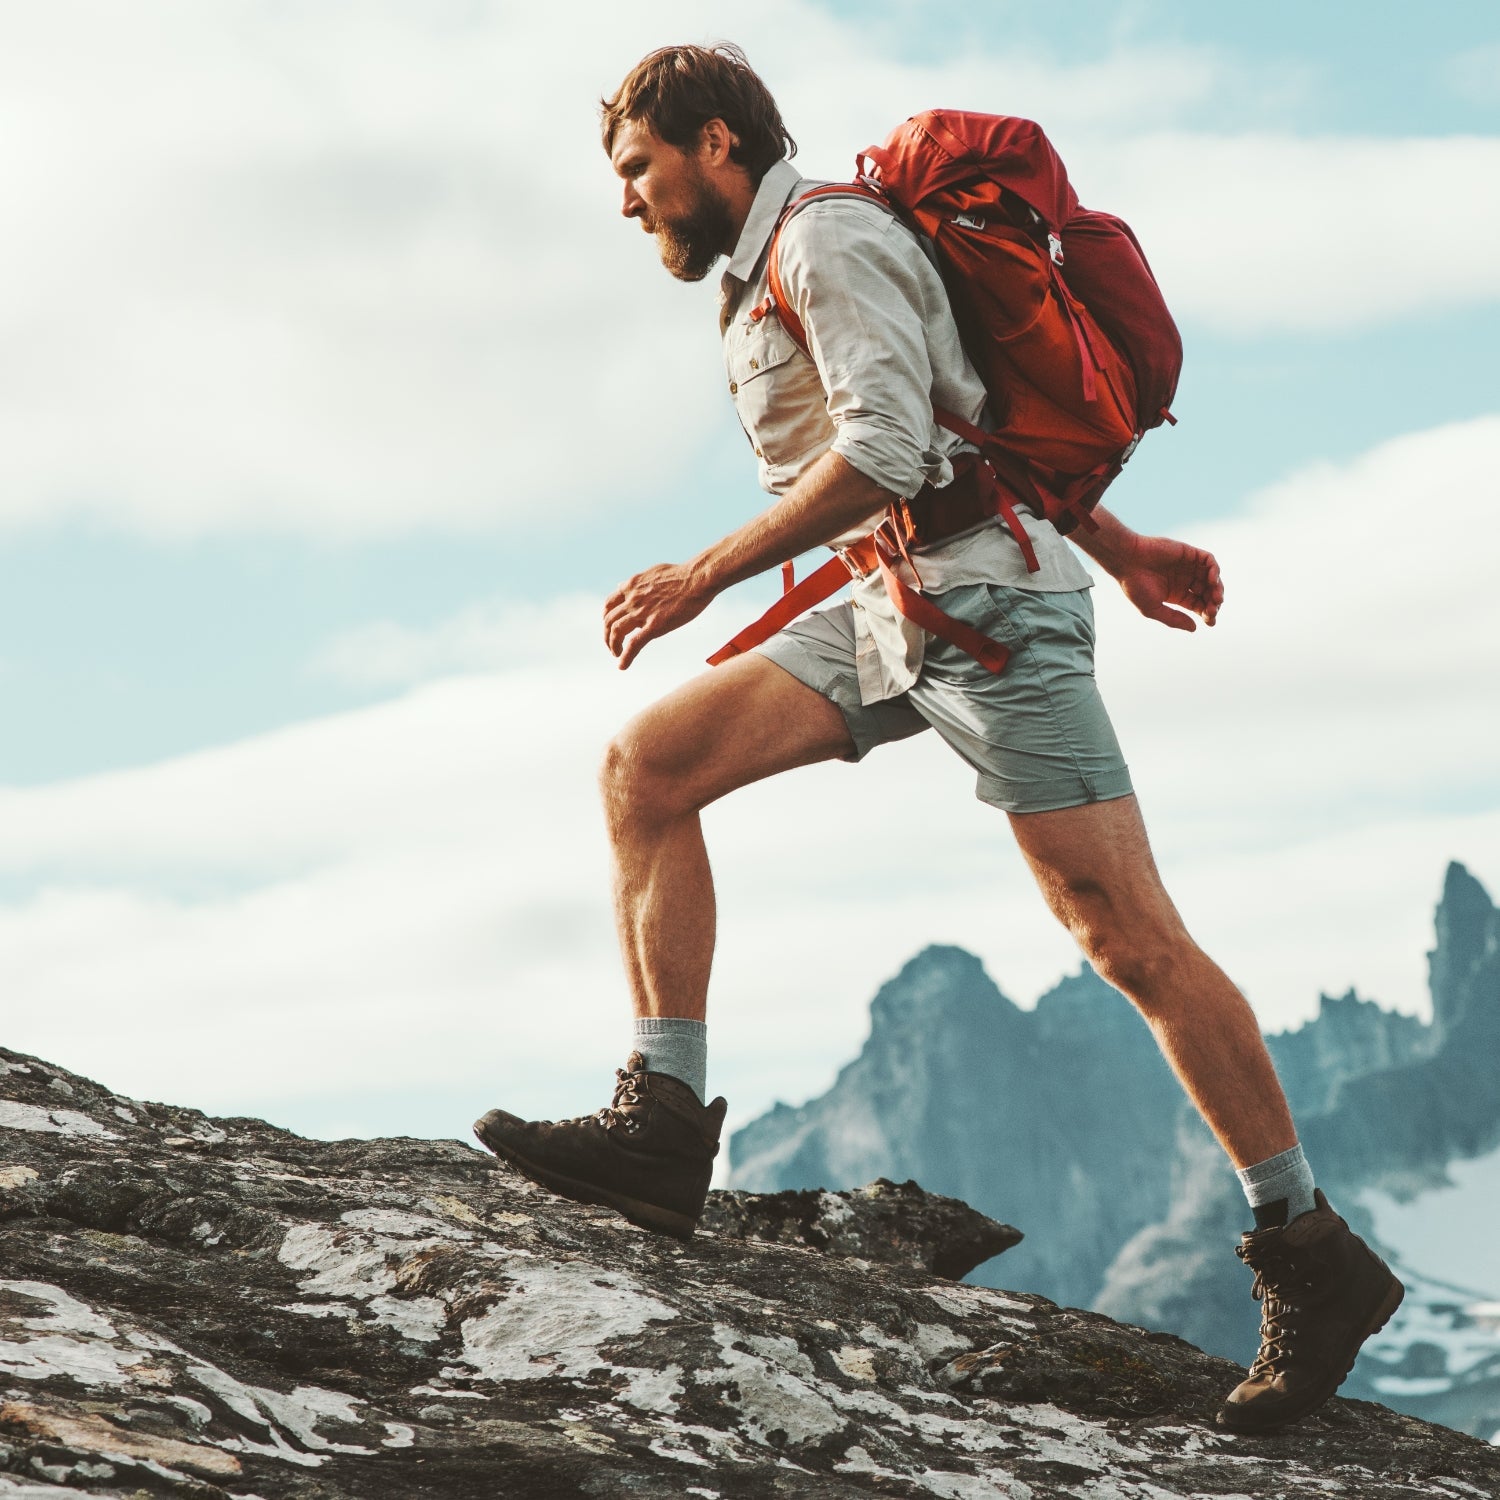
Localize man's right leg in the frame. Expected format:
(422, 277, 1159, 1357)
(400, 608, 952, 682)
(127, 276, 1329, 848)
(474, 652, 859, 1236)
(600, 651, 858, 1025)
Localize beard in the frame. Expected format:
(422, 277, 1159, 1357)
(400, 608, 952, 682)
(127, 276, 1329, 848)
(650, 178, 735, 283)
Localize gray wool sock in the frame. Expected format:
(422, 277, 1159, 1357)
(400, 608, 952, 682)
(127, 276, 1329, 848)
(632, 1017, 708, 1104)
(1237, 1143, 1317, 1227)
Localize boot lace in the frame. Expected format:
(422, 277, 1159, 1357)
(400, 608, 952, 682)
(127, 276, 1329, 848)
(1238, 1236, 1324, 1378)
(593, 1067, 648, 1134)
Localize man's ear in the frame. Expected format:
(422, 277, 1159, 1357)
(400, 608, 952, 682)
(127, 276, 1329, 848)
(699, 117, 741, 166)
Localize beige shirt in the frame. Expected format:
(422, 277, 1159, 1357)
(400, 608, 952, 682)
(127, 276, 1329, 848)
(719, 159, 1091, 703)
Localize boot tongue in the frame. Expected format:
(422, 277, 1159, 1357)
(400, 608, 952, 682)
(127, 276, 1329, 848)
(1251, 1197, 1290, 1231)
(623, 1050, 649, 1074)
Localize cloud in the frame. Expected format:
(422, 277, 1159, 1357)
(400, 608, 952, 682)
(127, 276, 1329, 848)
(0, 4, 1494, 540)
(1447, 43, 1500, 109)
(1, 415, 1498, 1142)
(309, 595, 604, 688)
(1082, 134, 1500, 334)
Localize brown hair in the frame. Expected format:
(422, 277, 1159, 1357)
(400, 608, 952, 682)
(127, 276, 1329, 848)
(600, 43, 796, 182)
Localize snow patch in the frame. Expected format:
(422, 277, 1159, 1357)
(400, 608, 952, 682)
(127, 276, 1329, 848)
(1360, 1141, 1500, 1296)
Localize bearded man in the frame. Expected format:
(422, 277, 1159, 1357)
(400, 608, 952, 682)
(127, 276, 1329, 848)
(474, 43, 1403, 1433)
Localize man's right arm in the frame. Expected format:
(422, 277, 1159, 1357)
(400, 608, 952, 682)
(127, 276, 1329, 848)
(603, 450, 895, 669)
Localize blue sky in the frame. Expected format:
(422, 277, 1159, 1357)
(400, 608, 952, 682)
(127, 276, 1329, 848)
(1, 2, 1497, 1144)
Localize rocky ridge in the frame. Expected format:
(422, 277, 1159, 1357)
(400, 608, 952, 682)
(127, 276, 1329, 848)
(4, 1048, 1499, 1497)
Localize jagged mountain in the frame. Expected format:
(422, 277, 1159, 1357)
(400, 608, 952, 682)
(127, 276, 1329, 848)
(729, 862, 1500, 1441)
(9, 1049, 1499, 1498)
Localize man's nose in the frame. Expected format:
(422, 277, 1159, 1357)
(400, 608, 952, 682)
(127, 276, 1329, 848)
(621, 184, 644, 220)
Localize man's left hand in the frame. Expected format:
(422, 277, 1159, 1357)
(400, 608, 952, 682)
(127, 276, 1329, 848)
(604, 563, 712, 669)
(1114, 534, 1223, 631)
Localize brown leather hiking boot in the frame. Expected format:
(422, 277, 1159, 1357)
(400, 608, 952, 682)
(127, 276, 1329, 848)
(472, 1052, 727, 1240)
(1217, 1189, 1404, 1432)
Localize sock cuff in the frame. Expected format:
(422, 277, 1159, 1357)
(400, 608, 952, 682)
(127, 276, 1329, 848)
(633, 1017, 707, 1039)
(1236, 1143, 1307, 1195)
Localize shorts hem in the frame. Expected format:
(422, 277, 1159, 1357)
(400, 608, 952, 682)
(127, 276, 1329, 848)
(976, 767, 1135, 815)
(754, 637, 871, 762)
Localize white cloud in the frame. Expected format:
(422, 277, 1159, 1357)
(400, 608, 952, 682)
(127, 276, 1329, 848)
(1082, 133, 1500, 334)
(1447, 42, 1500, 109)
(0, 5, 1494, 539)
(309, 595, 603, 688)
(1, 416, 1498, 1142)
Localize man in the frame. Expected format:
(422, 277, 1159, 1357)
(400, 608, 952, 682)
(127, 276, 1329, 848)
(475, 44, 1402, 1432)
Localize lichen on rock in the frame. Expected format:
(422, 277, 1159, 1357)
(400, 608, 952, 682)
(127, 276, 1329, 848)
(1, 1045, 1496, 1498)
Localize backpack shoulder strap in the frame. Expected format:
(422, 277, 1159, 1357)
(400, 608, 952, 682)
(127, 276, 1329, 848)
(757, 183, 891, 355)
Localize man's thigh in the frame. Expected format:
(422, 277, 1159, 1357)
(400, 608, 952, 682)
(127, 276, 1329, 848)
(1008, 793, 1185, 941)
(756, 601, 931, 760)
(617, 651, 860, 812)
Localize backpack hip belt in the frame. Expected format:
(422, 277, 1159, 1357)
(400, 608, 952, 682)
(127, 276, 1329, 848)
(707, 450, 1031, 677)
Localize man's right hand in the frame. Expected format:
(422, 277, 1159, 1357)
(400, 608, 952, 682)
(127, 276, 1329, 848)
(605, 562, 713, 670)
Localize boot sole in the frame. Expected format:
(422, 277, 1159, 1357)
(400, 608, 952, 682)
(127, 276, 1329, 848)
(1216, 1273, 1406, 1433)
(472, 1119, 699, 1242)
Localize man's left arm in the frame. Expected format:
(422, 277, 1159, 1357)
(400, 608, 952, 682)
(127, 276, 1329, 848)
(1073, 505, 1224, 631)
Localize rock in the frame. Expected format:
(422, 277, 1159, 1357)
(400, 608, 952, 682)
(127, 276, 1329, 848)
(3, 1047, 1498, 1499)
(700, 1179, 1022, 1280)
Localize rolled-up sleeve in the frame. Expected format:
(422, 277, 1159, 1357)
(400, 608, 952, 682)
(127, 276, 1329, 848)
(774, 202, 947, 501)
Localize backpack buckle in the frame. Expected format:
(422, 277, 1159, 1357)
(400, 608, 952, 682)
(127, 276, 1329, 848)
(1048, 232, 1064, 265)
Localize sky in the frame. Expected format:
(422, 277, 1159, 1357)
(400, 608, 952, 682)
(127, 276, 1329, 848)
(1, 2, 1498, 1151)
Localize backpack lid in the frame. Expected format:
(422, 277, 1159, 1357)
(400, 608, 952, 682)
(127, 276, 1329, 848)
(863, 110, 1079, 233)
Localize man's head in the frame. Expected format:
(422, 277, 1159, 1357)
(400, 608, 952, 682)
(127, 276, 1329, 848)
(602, 44, 796, 282)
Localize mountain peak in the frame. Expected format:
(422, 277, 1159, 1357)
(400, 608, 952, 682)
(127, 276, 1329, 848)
(1429, 859, 1500, 1042)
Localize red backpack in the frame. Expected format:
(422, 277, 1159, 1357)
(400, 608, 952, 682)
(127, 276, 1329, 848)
(708, 109, 1182, 675)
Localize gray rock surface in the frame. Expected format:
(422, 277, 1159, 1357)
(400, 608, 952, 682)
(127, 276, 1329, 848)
(4, 1049, 1498, 1498)
(701, 1179, 1022, 1280)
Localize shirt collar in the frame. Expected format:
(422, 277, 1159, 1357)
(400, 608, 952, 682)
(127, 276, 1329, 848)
(723, 158, 805, 285)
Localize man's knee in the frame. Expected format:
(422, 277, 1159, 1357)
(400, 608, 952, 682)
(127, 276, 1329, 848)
(1062, 900, 1186, 1014)
(599, 713, 692, 834)
(1086, 936, 1178, 1010)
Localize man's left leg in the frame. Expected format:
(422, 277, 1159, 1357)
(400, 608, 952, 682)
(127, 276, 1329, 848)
(1008, 793, 1293, 1170)
(1009, 792, 1403, 1430)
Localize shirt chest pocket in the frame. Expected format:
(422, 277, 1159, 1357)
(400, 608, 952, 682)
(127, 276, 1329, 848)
(727, 319, 816, 456)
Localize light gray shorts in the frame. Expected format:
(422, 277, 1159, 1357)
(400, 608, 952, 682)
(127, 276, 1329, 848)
(757, 583, 1133, 815)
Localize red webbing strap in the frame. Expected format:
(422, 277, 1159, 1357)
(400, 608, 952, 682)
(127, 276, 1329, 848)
(873, 529, 1011, 676)
(707, 552, 861, 666)
(765, 184, 890, 357)
(930, 407, 1044, 571)
(931, 404, 990, 450)
(781, 560, 796, 593)
(1051, 264, 1099, 403)
(988, 479, 1041, 573)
